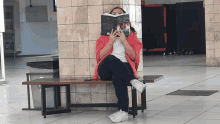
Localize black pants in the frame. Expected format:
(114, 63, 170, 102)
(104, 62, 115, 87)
(98, 55, 138, 112)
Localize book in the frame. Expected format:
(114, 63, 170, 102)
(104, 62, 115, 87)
(101, 13, 131, 37)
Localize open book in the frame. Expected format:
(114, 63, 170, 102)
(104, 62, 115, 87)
(101, 13, 131, 37)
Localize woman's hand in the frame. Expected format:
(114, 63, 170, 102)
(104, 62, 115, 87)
(109, 29, 118, 45)
(117, 28, 127, 43)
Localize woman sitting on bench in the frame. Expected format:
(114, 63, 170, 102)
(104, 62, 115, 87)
(92, 7, 147, 123)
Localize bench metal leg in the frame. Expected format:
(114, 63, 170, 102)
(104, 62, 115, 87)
(41, 85, 46, 118)
(66, 85, 71, 110)
(57, 86, 61, 107)
(132, 88, 137, 118)
(54, 86, 58, 109)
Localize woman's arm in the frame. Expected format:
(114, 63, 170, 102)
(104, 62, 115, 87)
(123, 39, 136, 61)
(99, 41, 113, 60)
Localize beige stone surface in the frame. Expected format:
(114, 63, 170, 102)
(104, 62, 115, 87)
(214, 14, 220, 22)
(106, 84, 116, 94)
(89, 24, 101, 40)
(57, 7, 72, 24)
(88, 0, 103, 5)
(73, 41, 89, 58)
(57, 0, 71, 8)
(205, 5, 214, 14)
(58, 25, 73, 41)
(215, 42, 220, 48)
(88, 6, 103, 23)
(214, 0, 220, 4)
(75, 92, 92, 103)
(103, 0, 120, 5)
(206, 42, 215, 50)
(136, 5, 142, 23)
(205, 0, 214, 4)
(92, 93, 107, 103)
(214, 32, 220, 41)
(76, 84, 90, 93)
(206, 49, 215, 58)
(70, 93, 76, 104)
(136, 0, 141, 5)
(206, 32, 215, 41)
(215, 49, 220, 57)
(107, 93, 118, 103)
(214, 23, 220, 31)
(205, 14, 215, 22)
(214, 5, 220, 13)
(206, 22, 215, 32)
(72, 0, 87, 6)
(72, 24, 89, 41)
(72, 6, 88, 24)
(58, 42, 74, 59)
(59, 59, 75, 76)
(103, 5, 120, 13)
(91, 84, 106, 93)
(89, 41, 96, 59)
(74, 59, 90, 76)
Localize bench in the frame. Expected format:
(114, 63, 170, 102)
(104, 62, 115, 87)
(22, 74, 163, 118)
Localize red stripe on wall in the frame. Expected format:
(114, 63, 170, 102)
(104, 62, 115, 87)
(143, 49, 146, 51)
(164, 33, 167, 43)
(141, 0, 145, 5)
(148, 48, 166, 51)
(164, 7, 166, 27)
(145, 4, 163, 7)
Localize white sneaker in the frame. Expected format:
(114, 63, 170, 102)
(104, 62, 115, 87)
(131, 79, 147, 94)
(108, 109, 128, 123)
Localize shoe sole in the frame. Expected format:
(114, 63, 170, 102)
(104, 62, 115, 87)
(137, 85, 147, 94)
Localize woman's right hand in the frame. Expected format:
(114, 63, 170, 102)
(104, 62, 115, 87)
(109, 29, 118, 45)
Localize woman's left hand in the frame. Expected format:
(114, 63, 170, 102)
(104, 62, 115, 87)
(117, 28, 127, 43)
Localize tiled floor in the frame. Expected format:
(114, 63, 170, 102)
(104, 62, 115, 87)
(1, 54, 220, 124)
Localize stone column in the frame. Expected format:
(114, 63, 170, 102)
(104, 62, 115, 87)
(57, 0, 143, 111)
(205, 0, 220, 66)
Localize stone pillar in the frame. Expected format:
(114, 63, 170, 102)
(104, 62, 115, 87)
(205, 0, 220, 66)
(57, 0, 143, 111)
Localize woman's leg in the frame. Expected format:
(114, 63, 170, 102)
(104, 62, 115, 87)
(103, 55, 138, 85)
(112, 72, 129, 112)
(98, 55, 113, 81)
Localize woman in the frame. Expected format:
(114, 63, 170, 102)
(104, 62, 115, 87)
(92, 7, 147, 123)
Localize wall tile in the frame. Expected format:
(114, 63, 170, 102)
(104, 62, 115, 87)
(215, 42, 220, 48)
(88, 6, 103, 23)
(59, 59, 75, 76)
(76, 84, 91, 93)
(89, 24, 101, 40)
(206, 22, 215, 32)
(214, 5, 220, 13)
(205, 0, 214, 4)
(103, 0, 120, 5)
(206, 42, 215, 49)
(205, 5, 213, 14)
(214, 32, 220, 42)
(70, 93, 76, 104)
(76, 92, 92, 103)
(90, 59, 97, 76)
(214, 0, 220, 4)
(57, 0, 72, 8)
(72, 0, 88, 6)
(137, 55, 143, 72)
(59, 42, 74, 59)
(206, 14, 215, 22)
(61, 92, 66, 107)
(206, 31, 215, 41)
(74, 59, 90, 76)
(106, 84, 116, 94)
(60, 75, 71, 80)
(107, 93, 117, 103)
(88, 0, 103, 5)
(72, 24, 89, 41)
(214, 14, 220, 22)
(76, 107, 93, 111)
(89, 41, 96, 59)
(206, 49, 215, 58)
(72, 6, 88, 24)
(123, 5, 136, 22)
(206, 58, 218, 66)
(60, 86, 66, 93)
(128, 91, 132, 107)
(58, 25, 73, 41)
(73, 41, 89, 58)
(92, 107, 108, 111)
(215, 23, 220, 31)
(92, 93, 107, 103)
(107, 107, 118, 110)
(57, 7, 72, 24)
(120, 0, 123, 4)
(136, 0, 141, 5)
(91, 84, 106, 93)
(70, 85, 76, 92)
(215, 49, 220, 57)
(136, 6, 141, 23)
(137, 71, 143, 77)
(103, 5, 120, 13)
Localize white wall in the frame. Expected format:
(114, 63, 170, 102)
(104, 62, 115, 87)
(145, 0, 204, 4)
(18, 0, 58, 55)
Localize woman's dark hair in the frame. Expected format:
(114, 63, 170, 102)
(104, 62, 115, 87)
(108, 7, 137, 34)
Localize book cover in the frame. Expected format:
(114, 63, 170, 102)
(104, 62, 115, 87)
(101, 13, 131, 37)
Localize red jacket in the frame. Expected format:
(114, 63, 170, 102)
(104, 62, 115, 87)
(92, 31, 143, 80)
